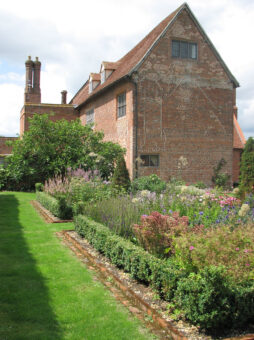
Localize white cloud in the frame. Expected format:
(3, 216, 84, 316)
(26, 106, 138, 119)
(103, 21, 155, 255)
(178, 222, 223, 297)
(0, 0, 253, 138)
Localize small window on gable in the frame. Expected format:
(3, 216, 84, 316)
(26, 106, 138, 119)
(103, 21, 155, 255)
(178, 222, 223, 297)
(101, 70, 106, 84)
(172, 40, 197, 60)
(117, 92, 126, 118)
(86, 108, 94, 124)
(140, 155, 159, 167)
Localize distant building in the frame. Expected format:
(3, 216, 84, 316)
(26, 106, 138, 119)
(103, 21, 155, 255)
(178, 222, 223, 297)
(0, 3, 245, 184)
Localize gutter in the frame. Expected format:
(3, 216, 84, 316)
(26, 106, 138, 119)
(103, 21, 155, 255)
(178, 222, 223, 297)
(129, 74, 139, 179)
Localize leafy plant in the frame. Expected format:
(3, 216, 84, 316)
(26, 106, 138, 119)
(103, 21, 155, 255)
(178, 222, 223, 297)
(211, 158, 230, 189)
(131, 174, 166, 194)
(112, 155, 130, 191)
(239, 137, 254, 196)
(132, 211, 189, 258)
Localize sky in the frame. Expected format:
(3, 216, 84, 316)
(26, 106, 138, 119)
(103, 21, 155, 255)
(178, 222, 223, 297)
(0, 0, 253, 139)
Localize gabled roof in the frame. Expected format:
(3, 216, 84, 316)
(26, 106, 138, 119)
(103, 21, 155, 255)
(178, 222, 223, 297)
(233, 115, 246, 149)
(70, 2, 239, 107)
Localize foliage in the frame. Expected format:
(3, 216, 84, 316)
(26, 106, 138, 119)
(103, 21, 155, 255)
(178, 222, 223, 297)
(194, 181, 206, 189)
(35, 182, 43, 192)
(239, 137, 254, 196)
(133, 211, 189, 258)
(111, 155, 130, 191)
(211, 158, 230, 189)
(4, 114, 123, 191)
(173, 223, 254, 282)
(36, 191, 72, 219)
(131, 174, 166, 194)
(74, 214, 187, 299)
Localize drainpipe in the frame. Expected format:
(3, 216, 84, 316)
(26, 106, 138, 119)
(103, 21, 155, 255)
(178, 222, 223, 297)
(130, 73, 139, 179)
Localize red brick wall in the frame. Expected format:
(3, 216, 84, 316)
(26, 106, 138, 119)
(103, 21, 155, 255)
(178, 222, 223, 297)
(20, 103, 78, 135)
(0, 137, 18, 155)
(134, 8, 234, 185)
(79, 81, 135, 178)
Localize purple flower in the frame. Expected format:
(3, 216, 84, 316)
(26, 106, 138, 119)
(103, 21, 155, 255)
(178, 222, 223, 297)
(199, 211, 203, 216)
(246, 263, 250, 266)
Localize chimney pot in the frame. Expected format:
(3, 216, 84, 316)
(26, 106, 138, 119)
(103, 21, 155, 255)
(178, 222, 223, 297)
(61, 90, 67, 104)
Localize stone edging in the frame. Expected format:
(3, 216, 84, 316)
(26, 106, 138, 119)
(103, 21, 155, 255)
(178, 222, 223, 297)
(31, 200, 73, 223)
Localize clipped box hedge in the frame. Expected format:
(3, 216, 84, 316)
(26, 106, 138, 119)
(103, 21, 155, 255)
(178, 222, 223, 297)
(36, 192, 72, 219)
(74, 214, 254, 333)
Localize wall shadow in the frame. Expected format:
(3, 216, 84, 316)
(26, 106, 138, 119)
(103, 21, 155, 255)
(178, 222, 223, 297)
(0, 193, 63, 340)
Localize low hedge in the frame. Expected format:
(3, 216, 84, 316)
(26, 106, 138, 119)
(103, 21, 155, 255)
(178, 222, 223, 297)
(74, 215, 254, 333)
(36, 192, 72, 219)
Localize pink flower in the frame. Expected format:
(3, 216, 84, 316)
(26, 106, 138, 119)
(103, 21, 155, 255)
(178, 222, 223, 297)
(235, 247, 240, 251)
(244, 249, 249, 253)
(246, 263, 250, 266)
(189, 246, 195, 251)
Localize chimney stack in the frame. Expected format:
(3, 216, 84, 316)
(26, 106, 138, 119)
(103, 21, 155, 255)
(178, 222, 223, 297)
(61, 90, 67, 104)
(24, 56, 41, 104)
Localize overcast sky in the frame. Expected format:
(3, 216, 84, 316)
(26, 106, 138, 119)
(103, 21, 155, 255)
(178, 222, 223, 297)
(0, 0, 253, 139)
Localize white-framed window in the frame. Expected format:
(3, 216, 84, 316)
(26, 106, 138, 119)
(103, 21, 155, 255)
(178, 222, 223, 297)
(140, 155, 159, 167)
(172, 40, 197, 60)
(117, 92, 126, 118)
(86, 108, 94, 124)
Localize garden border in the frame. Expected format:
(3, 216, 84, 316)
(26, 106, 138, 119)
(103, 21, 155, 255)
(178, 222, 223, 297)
(59, 229, 189, 340)
(31, 200, 73, 223)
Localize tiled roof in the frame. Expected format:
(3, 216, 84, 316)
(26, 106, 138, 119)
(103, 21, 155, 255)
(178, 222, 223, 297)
(70, 2, 239, 107)
(70, 4, 181, 106)
(233, 115, 246, 149)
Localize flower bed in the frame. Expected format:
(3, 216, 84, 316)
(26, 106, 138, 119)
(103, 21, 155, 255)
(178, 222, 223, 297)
(74, 214, 254, 334)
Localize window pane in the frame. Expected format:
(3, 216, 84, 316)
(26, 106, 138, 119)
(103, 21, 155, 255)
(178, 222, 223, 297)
(189, 43, 197, 59)
(140, 155, 149, 166)
(117, 92, 126, 118)
(180, 42, 188, 58)
(172, 40, 180, 57)
(150, 155, 159, 167)
(86, 109, 94, 124)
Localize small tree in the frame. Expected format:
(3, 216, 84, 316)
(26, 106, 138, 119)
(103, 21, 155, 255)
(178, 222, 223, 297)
(239, 137, 254, 195)
(112, 155, 130, 191)
(211, 158, 230, 189)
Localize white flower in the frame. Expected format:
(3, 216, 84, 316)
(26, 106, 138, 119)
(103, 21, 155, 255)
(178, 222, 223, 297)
(132, 198, 140, 203)
(238, 204, 250, 217)
(140, 190, 150, 197)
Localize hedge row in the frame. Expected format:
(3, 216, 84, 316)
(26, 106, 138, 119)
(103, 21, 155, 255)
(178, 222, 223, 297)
(36, 192, 72, 219)
(74, 215, 254, 333)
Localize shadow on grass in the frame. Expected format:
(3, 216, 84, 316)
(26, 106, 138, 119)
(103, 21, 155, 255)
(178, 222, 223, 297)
(0, 194, 63, 340)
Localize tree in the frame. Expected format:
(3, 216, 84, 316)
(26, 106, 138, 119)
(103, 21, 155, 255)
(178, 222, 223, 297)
(111, 154, 130, 191)
(239, 137, 254, 195)
(5, 114, 124, 191)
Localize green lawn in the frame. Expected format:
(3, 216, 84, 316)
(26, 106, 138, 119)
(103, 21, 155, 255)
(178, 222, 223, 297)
(0, 192, 156, 340)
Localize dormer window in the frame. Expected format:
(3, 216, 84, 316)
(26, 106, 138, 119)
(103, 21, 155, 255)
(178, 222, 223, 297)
(100, 61, 119, 84)
(172, 40, 197, 60)
(89, 73, 100, 93)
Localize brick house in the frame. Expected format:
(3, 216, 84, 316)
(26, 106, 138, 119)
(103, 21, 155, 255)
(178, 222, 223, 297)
(0, 2, 245, 185)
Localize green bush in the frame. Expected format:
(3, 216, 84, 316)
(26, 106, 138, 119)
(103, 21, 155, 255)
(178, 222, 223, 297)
(212, 158, 230, 189)
(131, 174, 166, 194)
(36, 192, 72, 219)
(174, 266, 254, 333)
(74, 214, 185, 298)
(112, 155, 130, 191)
(35, 182, 44, 192)
(239, 137, 254, 196)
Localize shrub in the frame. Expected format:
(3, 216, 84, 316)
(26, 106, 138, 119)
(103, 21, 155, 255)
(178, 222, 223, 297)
(74, 215, 186, 298)
(175, 266, 254, 333)
(131, 174, 166, 194)
(239, 137, 254, 196)
(35, 182, 43, 192)
(112, 155, 130, 191)
(174, 266, 234, 332)
(132, 211, 189, 258)
(194, 181, 206, 189)
(36, 192, 72, 219)
(173, 223, 254, 282)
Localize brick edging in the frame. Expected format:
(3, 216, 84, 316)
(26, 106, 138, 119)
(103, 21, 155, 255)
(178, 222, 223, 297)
(31, 200, 73, 223)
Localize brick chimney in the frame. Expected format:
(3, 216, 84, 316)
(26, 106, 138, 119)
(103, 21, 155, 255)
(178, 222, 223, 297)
(61, 90, 67, 104)
(24, 56, 41, 104)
